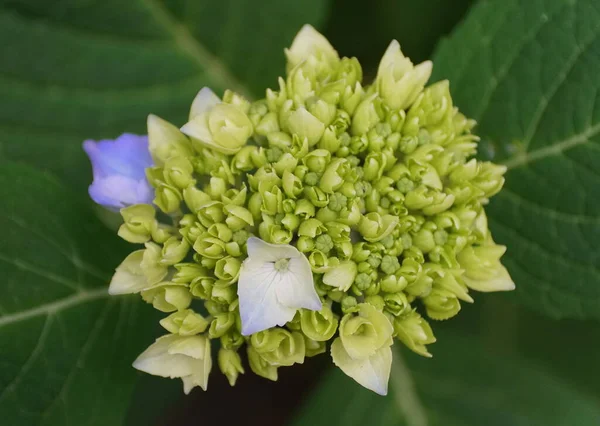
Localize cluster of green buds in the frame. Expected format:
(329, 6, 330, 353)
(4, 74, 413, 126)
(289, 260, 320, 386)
(106, 25, 514, 395)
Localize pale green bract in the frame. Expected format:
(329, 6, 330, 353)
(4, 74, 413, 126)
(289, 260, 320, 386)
(106, 25, 514, 395)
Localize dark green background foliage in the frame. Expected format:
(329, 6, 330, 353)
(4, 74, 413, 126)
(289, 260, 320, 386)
(0, 0, 598, 425)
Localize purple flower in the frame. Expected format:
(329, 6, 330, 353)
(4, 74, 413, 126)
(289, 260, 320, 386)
(83, 133, 154, 210)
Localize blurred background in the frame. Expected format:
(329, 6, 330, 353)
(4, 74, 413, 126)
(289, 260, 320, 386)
(1, 0, 599, 425)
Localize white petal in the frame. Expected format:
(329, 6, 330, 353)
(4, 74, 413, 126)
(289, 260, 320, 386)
(331, 338, 392, 396)
(246, 236, 302, 262)
(133, 335, 195, 379)
(189, 87, 220, 120)
(180, 113, 213, 144)
(238, 258, 296, 335)
(276, 256, 322, 311)
(181, 338, 212, 393)
(109, 250, 148, 295)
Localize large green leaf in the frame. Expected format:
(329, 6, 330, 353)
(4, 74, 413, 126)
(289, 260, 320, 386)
(0, 162, 160, 425)
(0, 0, 331, 191)
(292, 325, 600, 426)
(325, 0, 474, 74)
(431, 0, 600, 319)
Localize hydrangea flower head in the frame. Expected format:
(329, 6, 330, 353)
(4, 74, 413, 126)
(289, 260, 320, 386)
(89, 25, 515, 395)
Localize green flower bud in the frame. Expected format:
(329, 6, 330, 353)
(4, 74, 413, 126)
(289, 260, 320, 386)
(273, 153, 299, 177)
(380, 255, 400, 275)
(163, 156, 195, 189)
(340, 82, 364, 116)
(282, 170, 303, 199)
(315, 234, 334, 253)
(147, 114, 194, 166)
(232, 146, 266, 173)
(423, 288, 461, 321)
(383, 292, 410, 316)
(286, 66, 315, 104)
(318, 127, 342, 152)
(224, 204, 254, 231)
(204, 224, 231, 244)
(303, 149, 331, 174)
(173, 263, 207, 284)
(376, 41, 432, 111)
(250, 328, 306, 366)
(222, 89, 250, 113)
(296, 236, 315, 252)
(394, 310, 436, 357)
(351, 93, 382, 135)
(363, 152, 387, 182)
(337, 56, 362, 86)
(154, 183, 182, 214)
(182, 103, 253, 155)
(413, 228, 436, 253)
(209, 312, 236, 338)
(214, 256, 242, 283)
(160, 309, 209, 335)
(160, 237, 191, 265)
(220, 329, 245, 350)
(295, 198, 316, 219)
(255, 111, 281, 136)
(258, 218, 293, 244)
(249, 165, 281, 192)
(285, 24, 339, 72)
(358, 213, 399, 242)
(300, 305, 338, 341)
(211, 281, 237, 305)
(218, 348, 245, 386)
(183, 186, 212, 213)
(457, 243, 515, 292)
(304, 337, 327, 357)
(380, 275, 408, 293)
(363, 295, 384, 311)
(341, 295, 358, 313)
(196, 201, 225, 228)
(287, 107, 325, 147)
(326, 193, 347, 213)
(303, 186, 329, 208)
(194, 236, 227, 259)
(247, 346, 278, 381)
(141, 282, 192, 312)
(118, 204, 156, 244)
(307, 99, 336, 128)
(298, 218, 327, 238)
(190, 275, 215, 299)
(405, 268, 432, 298)
(203, 179, 225, 202)
(319, 158, 349, 193)
(308, 250, 330, 272)
(337, 303, 393, 361)
(323, 261, 357, 292)
(474, 162, 507, 197)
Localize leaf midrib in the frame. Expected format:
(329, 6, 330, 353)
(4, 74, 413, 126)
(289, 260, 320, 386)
(503, 121, 600, 170)
(0, 288, 108, 328)
(141, 0, 252, 98)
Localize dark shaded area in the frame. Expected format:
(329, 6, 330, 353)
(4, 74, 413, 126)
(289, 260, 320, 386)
(324, 0, 475, 79)
(152, 354, 329, 426)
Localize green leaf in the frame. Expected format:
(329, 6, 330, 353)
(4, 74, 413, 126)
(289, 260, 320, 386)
(292, 326, 600, 426)
(0, 162, 160, 425)
(0, 0, 331, 191)
(431, 0, 600, 319)
(325, 0, 474, 73)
